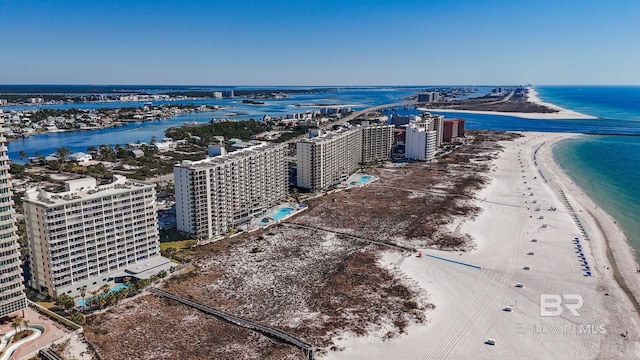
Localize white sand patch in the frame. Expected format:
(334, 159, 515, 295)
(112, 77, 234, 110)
(323, 132, 640, 359)
(60, 333, 95, 360)
(417, 89, 596, 119)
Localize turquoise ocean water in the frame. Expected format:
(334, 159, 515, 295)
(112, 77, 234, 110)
(538, 86, 640, 262)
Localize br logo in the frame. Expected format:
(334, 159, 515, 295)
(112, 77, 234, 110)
(540, 294, 583, 317)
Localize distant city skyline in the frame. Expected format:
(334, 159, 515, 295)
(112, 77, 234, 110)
(1, 0, 639, 86)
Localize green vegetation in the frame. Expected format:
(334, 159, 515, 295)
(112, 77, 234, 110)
(165, 120, 269, 144)
(0, 94, 71, 103)
(55, 294, 76, 312)
(30, 303, 82, 330)
(160, 240, 196, 251)
(27, 108, 85, 122)
(274, 125, 315, 143)
(70, 312, 86, 325)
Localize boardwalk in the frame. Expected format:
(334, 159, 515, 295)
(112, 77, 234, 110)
(283, 222, 416, 252)
(148, 287, 314, 360)
(38, 348, 64, 360)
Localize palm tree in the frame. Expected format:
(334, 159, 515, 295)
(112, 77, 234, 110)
(100, 283, 111, 296)
(89, 289, 100, 308)
(22, 319, 29, 333)
(79, 285, 87, 311)
(291, 188, 301, 204)
(98, 295, 108, 309)
(157, 270, 167, 279)
(18, 150, 27, 161)
(12, 317, 21, 334)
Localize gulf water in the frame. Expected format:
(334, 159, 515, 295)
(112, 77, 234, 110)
(539, 86, 640, 262)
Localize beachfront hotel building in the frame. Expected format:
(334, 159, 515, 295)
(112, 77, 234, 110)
(405, 121, 438, 161)
(421, 112, 444, 148)
(297, 128, 362, 191)
(0, 112, 27, 317)
(297, 123, 394, 191)
(360, 123, 394, 164)
(23, 176, 161, 298)
(174, 142, 288, 240)
(443, 119, 466, 142)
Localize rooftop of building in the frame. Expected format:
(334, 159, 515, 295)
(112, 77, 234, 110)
(299, 122, 391, 144)
(176, 141, 286, 169)
(112, 256, 175, 280)
(23, 175, 154, 207)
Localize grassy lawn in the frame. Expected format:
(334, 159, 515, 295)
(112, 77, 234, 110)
(159, 228, 188, 242)
(160, 240, 196, 251)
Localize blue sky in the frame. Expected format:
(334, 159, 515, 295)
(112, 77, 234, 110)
(1, 0, 639, 85)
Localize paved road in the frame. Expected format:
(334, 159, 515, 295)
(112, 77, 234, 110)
(285, 101, 419, 144)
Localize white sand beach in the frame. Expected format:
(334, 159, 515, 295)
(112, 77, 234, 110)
(324, 132, 640, 359)
(418, 88, 597, 120)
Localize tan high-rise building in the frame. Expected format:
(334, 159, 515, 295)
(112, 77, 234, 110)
(360, 123, 394, 164)
(174, 142, 288, 241)
(423, 112, 444, 148)
(24, 176, 160, 298)
(296, 123, 394, 191)
(296, 128, 362, 191)
(0, 111, 27, 317)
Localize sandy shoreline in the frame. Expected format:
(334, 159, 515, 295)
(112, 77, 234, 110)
(418, 88, 597, 120)
(324, 131, 640, 359)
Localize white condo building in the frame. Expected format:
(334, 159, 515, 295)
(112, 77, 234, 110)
(405, 121, 438, 161)
(175, 142, 288, 240)
(0, 112, 27, 317)
(24, 176, 161, 298)
(421, 112, 444, 148)
(297, 128, 362, 191)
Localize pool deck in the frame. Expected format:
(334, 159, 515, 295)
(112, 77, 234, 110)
(241, 202, 308, 232)
(0, 307, 70, 360)
(343, 173, 379, 188)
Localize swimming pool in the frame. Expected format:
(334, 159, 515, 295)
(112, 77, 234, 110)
(76, 283, 130, 307)
(358, 175, 374, 184)
(270, 207, 295, 221)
